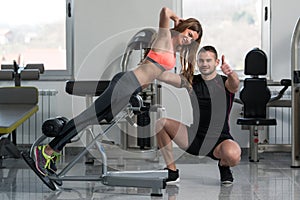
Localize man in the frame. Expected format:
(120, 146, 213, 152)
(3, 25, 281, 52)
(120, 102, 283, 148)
(156, 45, 241, 185)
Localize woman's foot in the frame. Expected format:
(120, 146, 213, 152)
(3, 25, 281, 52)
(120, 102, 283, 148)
(34, 145, 59, 176)
(164, 168, 180, 185)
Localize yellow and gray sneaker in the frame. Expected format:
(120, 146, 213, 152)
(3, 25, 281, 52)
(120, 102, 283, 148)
(34, 145, 57, 176)
(47, 151, 62, 186)
(47, 152, 61, 174)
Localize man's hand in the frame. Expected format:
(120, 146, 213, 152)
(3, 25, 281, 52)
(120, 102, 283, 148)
(220, 55, 240, 93)
(220, 55, 233, 76)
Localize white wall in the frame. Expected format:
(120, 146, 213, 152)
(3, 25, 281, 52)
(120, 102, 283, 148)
(263, 0, 300, 81)
(72, 0, 173, 79)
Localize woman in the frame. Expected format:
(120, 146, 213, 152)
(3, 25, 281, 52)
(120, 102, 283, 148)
(33, 7, 203, 177)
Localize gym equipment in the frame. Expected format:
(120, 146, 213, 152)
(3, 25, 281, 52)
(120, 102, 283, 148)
(42, 116, 69, 137)
(21, 92, 167, 196)
(121, 28, 162, 151)
(0, 61, 43, 158)
(121, 28, 156, 71)
(65, 80, 111, 164)
(291, 17, 300, 168)
(0, 61, 44, 86)
(0, 87, 39, 158)
(236, 48, 290, 162)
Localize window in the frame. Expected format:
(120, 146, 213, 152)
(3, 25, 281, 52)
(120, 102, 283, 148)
(183, 0, 261, 72)
(0, 0, 71, 80)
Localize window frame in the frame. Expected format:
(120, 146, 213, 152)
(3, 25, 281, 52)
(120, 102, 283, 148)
(39, 0, 74, 81)
(40, 0, 74, 81)
(181, 0, 262, 80)
(0, 0, 73, 81)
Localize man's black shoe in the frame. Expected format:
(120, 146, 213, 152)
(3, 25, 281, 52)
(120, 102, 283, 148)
(218, 162, 233, 185)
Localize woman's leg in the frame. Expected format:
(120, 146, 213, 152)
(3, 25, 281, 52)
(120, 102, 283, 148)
(155, 118, 189, 171)
(49, 71, 142, 152)
(48, 72, 127, 152)
(35, 71, 142, 176)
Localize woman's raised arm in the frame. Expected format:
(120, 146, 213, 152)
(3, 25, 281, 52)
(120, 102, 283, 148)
(159, 7, 182, 29)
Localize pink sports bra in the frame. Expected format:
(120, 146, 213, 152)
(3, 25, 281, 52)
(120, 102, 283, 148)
(146, 50, 176, 71)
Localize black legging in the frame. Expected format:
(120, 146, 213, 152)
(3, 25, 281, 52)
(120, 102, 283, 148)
(49, 71, 142, 151)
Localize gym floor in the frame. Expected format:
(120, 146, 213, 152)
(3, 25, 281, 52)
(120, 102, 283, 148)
(1, 148, 300, 200)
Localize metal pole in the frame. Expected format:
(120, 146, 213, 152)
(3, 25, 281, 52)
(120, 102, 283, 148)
(291, 17, 300, 167)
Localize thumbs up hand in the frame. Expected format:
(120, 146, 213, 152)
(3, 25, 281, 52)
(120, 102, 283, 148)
(220, 55, 233, 76)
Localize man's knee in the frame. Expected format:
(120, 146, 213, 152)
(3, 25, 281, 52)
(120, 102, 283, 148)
(227, 150, 241, 166)
(218, 140, 241, 167)
(225, 146, 241, 167)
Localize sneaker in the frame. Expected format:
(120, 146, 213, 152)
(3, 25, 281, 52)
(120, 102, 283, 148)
(218, 162, 233, 185)
(34, 145, 57, 176)
(165, 168, 180, 185)
(47, 152, 63, 186)
(47, 152, 61, 174)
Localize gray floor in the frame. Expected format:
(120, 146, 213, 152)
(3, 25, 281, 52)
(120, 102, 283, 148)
(1, 148, 300, 200)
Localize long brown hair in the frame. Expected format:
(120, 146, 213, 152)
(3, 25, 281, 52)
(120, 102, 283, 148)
(172, 18, 203, 84)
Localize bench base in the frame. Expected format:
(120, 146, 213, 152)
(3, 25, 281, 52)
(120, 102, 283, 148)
(0, 137, 20, 158)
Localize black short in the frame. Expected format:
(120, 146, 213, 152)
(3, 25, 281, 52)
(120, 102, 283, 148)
(185, 125, 234, 160)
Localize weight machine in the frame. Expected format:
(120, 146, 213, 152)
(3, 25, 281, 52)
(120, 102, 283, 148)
(21, 92, 167, 196)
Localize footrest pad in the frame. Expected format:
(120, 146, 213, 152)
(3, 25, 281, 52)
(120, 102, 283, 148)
(21, 151, 56, 190)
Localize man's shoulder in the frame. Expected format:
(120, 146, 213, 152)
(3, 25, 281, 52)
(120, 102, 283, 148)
(219, 74, 228, 82)
(193, 74, 203, 80)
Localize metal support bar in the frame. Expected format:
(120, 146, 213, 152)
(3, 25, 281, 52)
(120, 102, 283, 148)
(57, 113, 125, 178)
(249, 126, 259, 162)
(291, 17, 300, 167)
(84, 95, 95, 164)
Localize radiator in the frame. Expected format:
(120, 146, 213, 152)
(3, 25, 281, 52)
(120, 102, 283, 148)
(268, 107, 291, 144)
(265, 88, 292, 146)
(16, 89, 58, 145)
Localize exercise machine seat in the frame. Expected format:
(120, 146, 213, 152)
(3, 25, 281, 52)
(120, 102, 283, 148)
(0, 87, 39, 158)
(65, 80, 110, 97)
(237, 78, 276, 126)
(236, 48, 276, 162)
(237, 48, 276, 126)
(0, 87, 38, 134)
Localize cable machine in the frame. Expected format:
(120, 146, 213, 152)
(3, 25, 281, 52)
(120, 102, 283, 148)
(291, 17, 300, 167)
(120, 28, 163, 152)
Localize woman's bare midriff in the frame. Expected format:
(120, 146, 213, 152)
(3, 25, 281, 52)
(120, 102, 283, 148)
(133, 61, 166, 88)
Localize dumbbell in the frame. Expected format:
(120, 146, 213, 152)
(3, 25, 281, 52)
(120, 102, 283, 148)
(42, 116, 69, 137)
